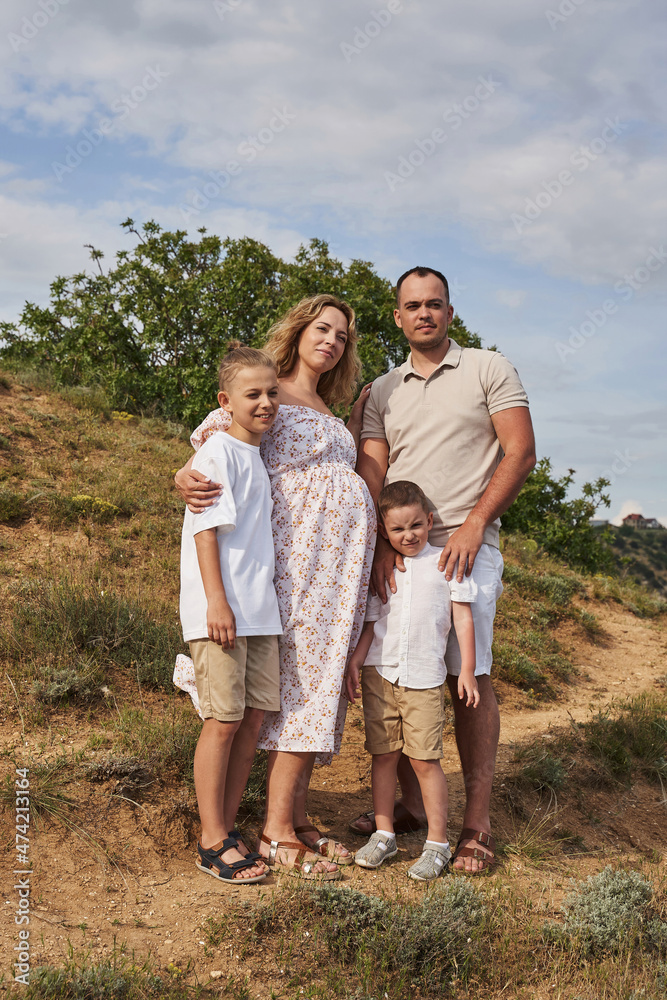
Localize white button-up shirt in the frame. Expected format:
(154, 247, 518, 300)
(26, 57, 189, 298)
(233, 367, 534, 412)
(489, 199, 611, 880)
(364, 543, 477, 689)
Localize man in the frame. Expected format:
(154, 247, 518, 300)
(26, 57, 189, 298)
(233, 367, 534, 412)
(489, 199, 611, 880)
(352, 266, 536, 873)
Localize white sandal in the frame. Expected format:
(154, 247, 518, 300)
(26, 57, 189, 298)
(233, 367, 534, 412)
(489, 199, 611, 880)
(354, 831, 398, 869)
(407, 841, 451, 881)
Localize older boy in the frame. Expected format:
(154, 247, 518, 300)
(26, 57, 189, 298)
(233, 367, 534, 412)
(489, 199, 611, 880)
(345, 481, 479, 881)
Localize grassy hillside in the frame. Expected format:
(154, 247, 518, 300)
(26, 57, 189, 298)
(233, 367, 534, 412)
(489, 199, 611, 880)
(1, 365, 667, 1000)
(606, 523, 667, 594)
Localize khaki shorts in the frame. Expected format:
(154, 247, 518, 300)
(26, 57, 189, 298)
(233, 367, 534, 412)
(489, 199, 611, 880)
(189, 635, 280, 722)
(361, 666, 445, 760)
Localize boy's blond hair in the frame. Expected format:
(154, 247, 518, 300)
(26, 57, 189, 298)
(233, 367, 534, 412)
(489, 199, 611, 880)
(218, 340, 278, 391)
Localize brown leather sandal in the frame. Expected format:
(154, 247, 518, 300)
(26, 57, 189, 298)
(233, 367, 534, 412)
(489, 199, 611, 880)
(258, 833, 342, 881)
(294, 825, 353, 865)
(451, 828, 497, 875)
(348, 803, 427, 836)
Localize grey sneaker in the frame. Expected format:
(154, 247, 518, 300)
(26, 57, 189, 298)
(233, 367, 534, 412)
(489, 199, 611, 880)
(354, 831, 398, 869)
(407, 841, 452, 881)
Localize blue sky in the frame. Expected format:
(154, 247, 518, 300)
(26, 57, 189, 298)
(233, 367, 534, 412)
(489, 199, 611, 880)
(1, 0, 666, 524)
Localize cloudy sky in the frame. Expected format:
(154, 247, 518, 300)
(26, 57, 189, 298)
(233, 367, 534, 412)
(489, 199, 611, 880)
(1, 0, 665, 523)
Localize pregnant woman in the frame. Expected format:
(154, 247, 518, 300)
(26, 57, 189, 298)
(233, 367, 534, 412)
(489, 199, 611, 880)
(176, 294, 376, 878)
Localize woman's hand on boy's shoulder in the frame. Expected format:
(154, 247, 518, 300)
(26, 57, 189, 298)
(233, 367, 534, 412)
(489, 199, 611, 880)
(175, 467, 222, 513)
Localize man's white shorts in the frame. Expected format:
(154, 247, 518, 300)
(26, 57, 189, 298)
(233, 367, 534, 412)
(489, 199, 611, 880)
(444, 543, 503, 677)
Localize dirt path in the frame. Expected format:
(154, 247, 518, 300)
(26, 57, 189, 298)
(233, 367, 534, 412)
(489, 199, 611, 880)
(1, 603, 665, 996)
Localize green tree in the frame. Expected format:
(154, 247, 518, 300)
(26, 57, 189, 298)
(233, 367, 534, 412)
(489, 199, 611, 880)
(501, 458, 613, 573)
(0, 221, 484, 425)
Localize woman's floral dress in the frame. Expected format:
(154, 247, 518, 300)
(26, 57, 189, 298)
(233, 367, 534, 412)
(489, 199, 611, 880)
(175, 404, 376, 764)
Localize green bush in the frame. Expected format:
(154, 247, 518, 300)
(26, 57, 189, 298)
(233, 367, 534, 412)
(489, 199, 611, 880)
(0, 487, 30, 523)
(501, 460, 613, 573)
(562, 867, 656, 954)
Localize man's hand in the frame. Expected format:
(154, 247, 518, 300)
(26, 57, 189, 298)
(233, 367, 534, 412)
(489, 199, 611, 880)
(370, 533, 405, 603)
(438, 516, 485, 582)
(346, 383, 373, 450)
(175, 465, 221, 513)
(344, 659, 362, 703)
(207, 595, 236, 649)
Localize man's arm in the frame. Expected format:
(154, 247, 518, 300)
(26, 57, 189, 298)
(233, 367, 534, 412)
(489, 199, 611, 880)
(439, 406, 536, 582)
(357, 437, 404, 602)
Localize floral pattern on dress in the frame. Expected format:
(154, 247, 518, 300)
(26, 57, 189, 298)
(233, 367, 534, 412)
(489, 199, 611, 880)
(177, 404, 376, 764)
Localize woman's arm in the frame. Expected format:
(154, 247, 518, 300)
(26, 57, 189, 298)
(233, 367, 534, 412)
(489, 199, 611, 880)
(175, 456, 221, 513)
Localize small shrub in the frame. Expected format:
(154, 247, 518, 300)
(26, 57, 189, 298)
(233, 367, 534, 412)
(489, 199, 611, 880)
(562, 866, 654, 953)
(31, 663, 104, 703)
(0, 487, 30, 523)
(113, 704, 201, 780)
(518, 750, 567, 792)
(20, 952, 177, 1000)
(70, 494, 122, 522)
(86, 756, 155, 796)
(0, 755, 75, 825)
(311, 880, 485, 986)
(584, 695, 667, 783)
(493, 642, 549, 692)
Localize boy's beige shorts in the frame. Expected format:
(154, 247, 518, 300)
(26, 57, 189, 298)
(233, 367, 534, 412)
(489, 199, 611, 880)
(189, 635, 280, 722)
(361, 666, 444, 760)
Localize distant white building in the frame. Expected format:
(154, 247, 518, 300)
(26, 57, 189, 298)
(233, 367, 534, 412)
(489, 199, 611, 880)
(622, 513, 663, 530)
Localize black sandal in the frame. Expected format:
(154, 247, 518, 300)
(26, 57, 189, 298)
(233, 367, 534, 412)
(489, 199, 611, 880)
(196, 837, 267, 884)
(229, 828, 266, 867)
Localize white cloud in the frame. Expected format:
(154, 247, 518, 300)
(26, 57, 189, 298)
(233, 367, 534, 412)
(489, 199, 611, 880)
(496, 289, 527, 308)
(611, 499, 644, 526)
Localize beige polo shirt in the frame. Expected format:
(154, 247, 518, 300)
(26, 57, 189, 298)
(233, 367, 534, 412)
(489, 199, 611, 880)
(361, 339, 529, 548)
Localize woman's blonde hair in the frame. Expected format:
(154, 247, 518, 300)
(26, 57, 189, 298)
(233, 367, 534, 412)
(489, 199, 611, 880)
(263, 294, 361, 408)
(218, 340, 278, 392)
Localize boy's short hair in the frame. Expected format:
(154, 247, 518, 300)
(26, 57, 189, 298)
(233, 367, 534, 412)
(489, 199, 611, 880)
(378, 480, 431, 519)
(218, 340, 278, 391)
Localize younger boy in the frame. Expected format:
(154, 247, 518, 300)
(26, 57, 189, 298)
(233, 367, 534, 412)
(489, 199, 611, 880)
(345, 480, 479, 881)
(180, 344, 282, 884)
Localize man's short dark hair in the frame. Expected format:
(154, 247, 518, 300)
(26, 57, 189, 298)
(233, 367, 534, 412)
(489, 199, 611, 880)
(378, 480, 431, 520)
(395, 267, 449, 306)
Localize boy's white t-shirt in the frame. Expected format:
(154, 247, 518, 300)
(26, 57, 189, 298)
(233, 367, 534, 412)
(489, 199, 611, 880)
(363, 542, 477, 688)
(179, 431, 282, 642)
